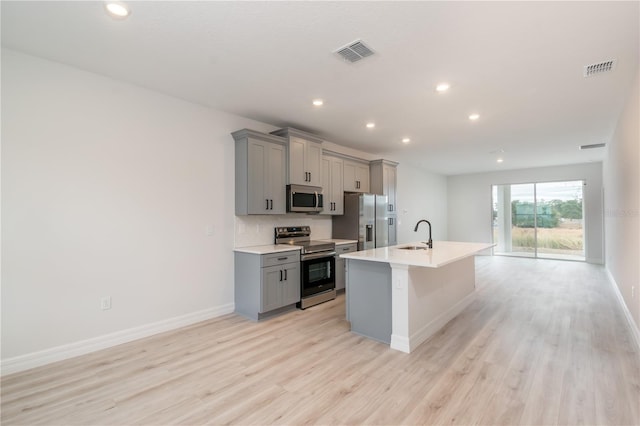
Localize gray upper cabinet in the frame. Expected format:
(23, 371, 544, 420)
(344, 159, 370, 193)
(233, 129, 286, 215)
(370, 159, 398, 213)
(321, 155, 344, 215)
(271, 128, 323, 187)
(370, 159, 398, 246)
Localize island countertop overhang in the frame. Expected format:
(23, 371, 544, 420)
(340, 241, 495, 268)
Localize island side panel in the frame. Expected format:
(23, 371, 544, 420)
(346, 259, 392, 344)
(407, 255, 477, 351)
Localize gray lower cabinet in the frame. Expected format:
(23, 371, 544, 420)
(235, 250, 301, 320)
(335, 243, 358, 291)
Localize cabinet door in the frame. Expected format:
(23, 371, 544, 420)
(356, 164, 370, 193)
(306, 142, 323, 186)
(288, 136, 307, 185)
(261, 265, 283, 313)
(334, 256, 346, 291)
(281, 262, 300, 306)
(247, 140, 268, 214)
(330, 158, 344, 214)
(267, 143, 286, 214)
(382, 165, 398, 213)
(343, 161, 357, 192)
(388, 216, 397, 246)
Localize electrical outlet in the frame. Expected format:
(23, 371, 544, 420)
(205, 225, 214, 236)
(101, 296, 112, 310)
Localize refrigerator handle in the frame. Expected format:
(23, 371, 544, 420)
(366, 224, 373, 242)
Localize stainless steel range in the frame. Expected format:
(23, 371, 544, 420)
(275, 226, 336, 309)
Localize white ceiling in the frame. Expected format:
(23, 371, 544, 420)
(2, 1, 638, 175)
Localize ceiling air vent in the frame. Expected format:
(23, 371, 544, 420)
(335, 40, 375, 63)
(583, 60, 616, 77)
(579, 143, 606, 150)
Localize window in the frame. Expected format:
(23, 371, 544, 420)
(492, 180, 585, 261)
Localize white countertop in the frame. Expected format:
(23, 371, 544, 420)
(340, 241, 495, 268)
(319, 239, 358, 245)
(234, 244, 302, 255)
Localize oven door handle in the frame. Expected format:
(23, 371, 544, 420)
(301, 251, 336, 261)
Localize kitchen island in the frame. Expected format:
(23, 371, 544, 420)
(341, 241, 494, 353)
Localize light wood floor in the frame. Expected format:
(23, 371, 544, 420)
(2, 257, 639, 425)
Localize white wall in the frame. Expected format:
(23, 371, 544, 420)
(447, 163, 604, 263)
(603, 69, 640, 332)
(1, 49, 279, 363)
(1, 49, 450, 370)
(396, 165, 448, 243)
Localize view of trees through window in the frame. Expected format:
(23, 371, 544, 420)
(492, 180, 585, 261)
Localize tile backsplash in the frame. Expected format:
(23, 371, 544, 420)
(235, 214, 332, 247)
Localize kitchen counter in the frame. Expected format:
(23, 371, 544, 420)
(233, 244, 302, 255)
(341, 241, 493, 267)
(344, 241, 494, 353)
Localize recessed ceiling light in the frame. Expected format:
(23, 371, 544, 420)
(366, 122, 375, 129)
(497, 158, 504, 163)
(312, 99, 324, 106)
(402, 138, 411, 144)
(436, 83, 450, 92)
(469, 113, 480, 121)
(105, 1, 130, 18)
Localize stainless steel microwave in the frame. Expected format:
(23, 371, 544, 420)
(287, 184, 324, 213)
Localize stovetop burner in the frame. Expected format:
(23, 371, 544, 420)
(274, 226, 335, 254)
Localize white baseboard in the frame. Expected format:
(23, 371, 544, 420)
(408, 291, 477, 352)
(390, 334, 411, 353)
(605, 268, 640, 352)
(1, 303, 235, 376)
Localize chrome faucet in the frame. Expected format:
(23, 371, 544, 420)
(414, 219, 433, 248)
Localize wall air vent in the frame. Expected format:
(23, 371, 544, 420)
(579, 143, 606, 150)
(583, 60, 616, 77)
(335, 40, 375, 63)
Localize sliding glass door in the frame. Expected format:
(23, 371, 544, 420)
(492, 180, 585, 261)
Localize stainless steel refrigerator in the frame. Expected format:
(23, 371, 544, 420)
(332, 193, 397, 250)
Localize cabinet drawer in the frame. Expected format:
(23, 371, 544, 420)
(337, 243, 358, 254)
(261, 250, 300, 267)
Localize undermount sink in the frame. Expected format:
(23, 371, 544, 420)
(398, 245, 428, 250)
